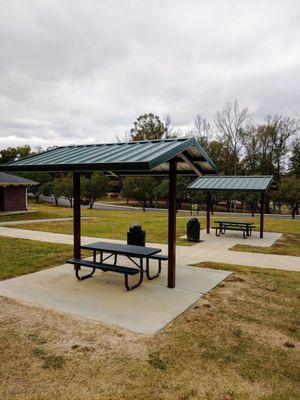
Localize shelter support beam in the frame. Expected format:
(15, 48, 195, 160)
(168, 158, 177, 288)
(73, 172, 81, 259)
(206, 191, 211, 234)
(260, 192, 264, 239)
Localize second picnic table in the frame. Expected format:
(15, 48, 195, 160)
(213, 220, 255, 239)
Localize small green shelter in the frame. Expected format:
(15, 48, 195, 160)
(188, 175, 274, 238)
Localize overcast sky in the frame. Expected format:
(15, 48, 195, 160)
(0, 0, 299, 150)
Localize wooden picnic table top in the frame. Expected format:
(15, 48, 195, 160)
(81, 241, 161, 258)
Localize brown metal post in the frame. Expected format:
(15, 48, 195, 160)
(206, 191, 211, 234)
(73, 172, 81, 259)
(260, 192, 264, 239)
(168, 158, 177, 288)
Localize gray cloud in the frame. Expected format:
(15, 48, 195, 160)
(0, 0, 300, 149)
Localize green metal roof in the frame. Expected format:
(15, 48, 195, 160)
(0, 138, 219, 176)
(188, 175, 273, 192)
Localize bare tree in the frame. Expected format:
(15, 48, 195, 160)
(163, 114, 174, 138)
(116, 131, 130, 142)
(214, 100, 250, 175)
(193, 114, 212, 147)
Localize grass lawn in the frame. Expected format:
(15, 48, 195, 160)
(231, 233, 300, 257)
(0, 236, 76, 280)
(2, 201, 195, 245)
(0, 201, 74, 222)
(0, 247, 299, 399)
(2, 200, 300, 247)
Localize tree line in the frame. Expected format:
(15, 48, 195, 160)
(0, 101, 299, 216)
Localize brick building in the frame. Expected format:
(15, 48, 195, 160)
(0, 172, 38, 212)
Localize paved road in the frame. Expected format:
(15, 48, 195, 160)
(41, 196, 299, 220)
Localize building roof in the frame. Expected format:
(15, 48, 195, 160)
(0, 172, 38, 187)
(188, 175, 273, 192)
(0, 138, 219, 176)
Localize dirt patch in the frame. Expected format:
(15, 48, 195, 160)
(0, 296, 148, 361)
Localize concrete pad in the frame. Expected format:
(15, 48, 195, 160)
(0, 262, 230, 334)
(180, 230, 282, 248)
(147, 261, 230, 293)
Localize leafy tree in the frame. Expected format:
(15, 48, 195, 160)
(51, 177, 66, 206)
(264, 114, 299, 178)
(130, 113, 166, 141)
(152, 177, 191, 210)
(241, 125, 261, 174)
(81, 173, 110, 209)
(207, 140, 237, 175)
(21, 172, 52, 203)
(177, 177, 191, 209)
(0, 145, 31, 164)
(269, 188, 284, 214)
(237, 192, 259, 216)
(280, 176, 300, 219)
(122, 177, 156, 211)
(61, 175, 74, 207)
(290, 138, 300, 178)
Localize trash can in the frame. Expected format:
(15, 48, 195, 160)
(127, 224, 146, 246)
(187, 218, 200, 242)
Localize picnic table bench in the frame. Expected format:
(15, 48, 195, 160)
(66, 241, 168, 290)
(212, 221, 256, 239)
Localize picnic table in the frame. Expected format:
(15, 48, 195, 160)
(213, 220, 255, 239)
(67, 241, 167, 290)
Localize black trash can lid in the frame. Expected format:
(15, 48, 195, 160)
(188, 218, 199, 223)
(129, 224, 143, 231)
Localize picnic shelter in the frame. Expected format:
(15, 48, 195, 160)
(188, 175, 274, 238)
(0, 138, 218, 289)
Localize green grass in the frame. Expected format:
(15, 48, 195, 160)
(231, 233, 300, 257)
(2, 201, 194, 245)
(0, 236, 76, 280)
(0, 200, 74, 222)
(2, 201, 299, 246)
(10, 216, 195, 245)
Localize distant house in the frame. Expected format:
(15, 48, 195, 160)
(0, 172, 38, 212)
